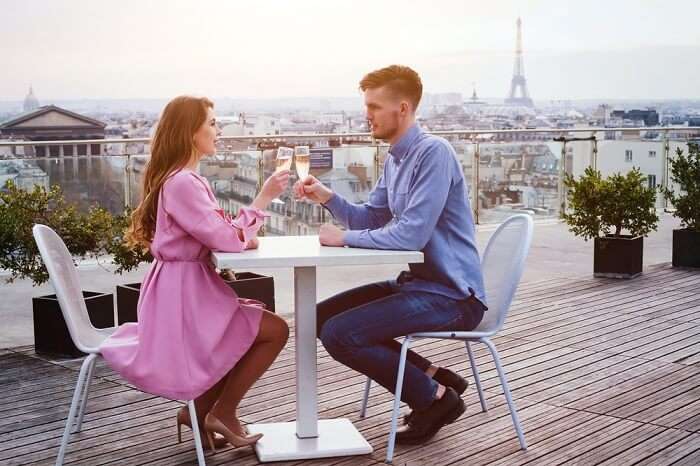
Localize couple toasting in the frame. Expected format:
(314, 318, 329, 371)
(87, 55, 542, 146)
(99, 64, 487, 454)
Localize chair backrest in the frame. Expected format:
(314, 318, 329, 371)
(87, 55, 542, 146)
(32, 224, 106, 352)
(474, 214, 533, 334)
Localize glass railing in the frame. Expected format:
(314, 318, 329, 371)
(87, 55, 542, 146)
(1, 128, 698, 234)
(0, 155, 129, 213)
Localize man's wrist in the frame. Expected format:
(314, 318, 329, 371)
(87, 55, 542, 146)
(343, 229, 359, 247)
(321, 191, 334, 205)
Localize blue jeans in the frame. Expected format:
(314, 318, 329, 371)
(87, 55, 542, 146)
(317, 280, 485, 410)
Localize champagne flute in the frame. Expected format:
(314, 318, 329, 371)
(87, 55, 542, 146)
(271, 146, 293, 205)
(294, 146, 311, 181)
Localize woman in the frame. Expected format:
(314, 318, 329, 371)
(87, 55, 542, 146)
(100, 96, 290, 451)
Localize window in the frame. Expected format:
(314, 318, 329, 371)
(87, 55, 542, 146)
(647, 175, 657, 189)
(625, 150, 633, 162)
(649, 150, 656, 158)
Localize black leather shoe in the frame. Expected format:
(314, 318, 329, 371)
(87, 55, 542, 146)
(403, 369, 468, 425)
(395, 388, 465, 445)
(434, 367, 469, 395)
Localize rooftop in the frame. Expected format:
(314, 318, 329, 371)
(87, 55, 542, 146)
(2, 262, 698, 465)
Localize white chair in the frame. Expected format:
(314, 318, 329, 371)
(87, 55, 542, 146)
(32, 224, 208, 466)
(358, 214, 533, 463)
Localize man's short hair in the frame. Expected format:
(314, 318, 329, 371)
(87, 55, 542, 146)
(359, 65, 423, 110)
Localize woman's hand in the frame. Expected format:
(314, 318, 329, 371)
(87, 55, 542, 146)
(245, 237, 259, 250)
(252, 170, 291, 209)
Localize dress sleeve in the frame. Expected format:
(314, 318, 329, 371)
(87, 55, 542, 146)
(230, 207, 267, 245)
(162, 172, 266, 252)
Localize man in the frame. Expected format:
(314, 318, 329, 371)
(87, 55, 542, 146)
(293, 65, 486, 445)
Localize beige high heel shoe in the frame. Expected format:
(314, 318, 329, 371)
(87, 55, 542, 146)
(203, 412, 263, 451)
(176, 407, 228, 449)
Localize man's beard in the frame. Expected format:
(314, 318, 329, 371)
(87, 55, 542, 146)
(371, 125, 397, 142)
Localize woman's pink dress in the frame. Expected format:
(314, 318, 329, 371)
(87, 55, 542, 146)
(100, 169, 267, 401)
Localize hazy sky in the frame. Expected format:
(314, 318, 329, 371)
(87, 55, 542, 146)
(2, 0, 699, 101)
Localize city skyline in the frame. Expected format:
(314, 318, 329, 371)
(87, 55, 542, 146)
(1, 0, 700, 101)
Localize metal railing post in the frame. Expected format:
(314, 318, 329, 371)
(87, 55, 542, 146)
(591, 135, 598, 171)
(124, 154, 131, 210)
(662, 129, 670, 211)
(373, 138, 381, 185)
(472, 140, 480, 224)
(257, 145, 266, 236)
(558, 138, 567, 214)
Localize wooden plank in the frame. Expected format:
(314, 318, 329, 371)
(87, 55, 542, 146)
(1, 265, 699, 466)
(596, 428, 694, 465)
(633, 432, 700, 465)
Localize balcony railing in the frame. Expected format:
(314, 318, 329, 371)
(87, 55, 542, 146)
(1, 127, 698, 233)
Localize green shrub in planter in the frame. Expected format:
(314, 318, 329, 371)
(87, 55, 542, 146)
(0, 181, 115, 285)
(662, 143, 700, 268)
(0, 181, 119, 357)
(562, 167, 658, 278)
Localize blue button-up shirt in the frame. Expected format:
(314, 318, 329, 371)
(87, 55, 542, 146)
(324, 124, 486, 304)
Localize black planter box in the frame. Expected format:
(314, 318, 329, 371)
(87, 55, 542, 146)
(594, 235, 643, 279)
(32, 291, 114, 358)
(224, 272, 276, 313)
(116, 273, 275, 320)
(116, 282, 141, 324)
(672, 229, 700, 268)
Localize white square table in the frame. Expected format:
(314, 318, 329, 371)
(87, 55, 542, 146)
(211, 235, 424, 462)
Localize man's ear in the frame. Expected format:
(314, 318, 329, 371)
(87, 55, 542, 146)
(400, 100, 410, 116)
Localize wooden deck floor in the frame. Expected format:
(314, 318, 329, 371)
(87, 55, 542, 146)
(1, 263, 699, 466)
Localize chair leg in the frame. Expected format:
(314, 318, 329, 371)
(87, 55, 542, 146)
(188, 401, 207, 466)
(465, 341, 488, 412)
(386, 337, 412, 464)
(73, 355, 97, 433)
(482, 338, 527, 450)
(359, 377, 372, 418)
(55, 354, 96, 466)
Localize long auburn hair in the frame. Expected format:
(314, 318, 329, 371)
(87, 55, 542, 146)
(126, 96, 214, 249)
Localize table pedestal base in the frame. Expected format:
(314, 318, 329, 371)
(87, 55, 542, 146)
(248, 418, 373, 462)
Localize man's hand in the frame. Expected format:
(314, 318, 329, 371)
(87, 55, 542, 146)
(319, 223, 345, 247)
(245, 237, 259, 250)
(293, 175, 333, 204)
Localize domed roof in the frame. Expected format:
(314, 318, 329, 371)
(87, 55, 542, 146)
(23, 86, 40, 112)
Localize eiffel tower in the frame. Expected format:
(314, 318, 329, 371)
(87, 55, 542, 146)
(505, 17, 534, 107)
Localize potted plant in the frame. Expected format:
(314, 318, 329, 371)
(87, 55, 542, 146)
(0, 181, 116, 357)
(662, 142, 700, 268)
(562, 167, 659, 278)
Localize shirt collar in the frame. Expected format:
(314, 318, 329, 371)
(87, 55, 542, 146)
(388, 124, 422, 163)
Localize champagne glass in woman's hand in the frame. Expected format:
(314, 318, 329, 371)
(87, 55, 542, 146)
(271, 147, 294, 204)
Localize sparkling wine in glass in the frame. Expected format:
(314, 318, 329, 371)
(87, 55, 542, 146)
(271, 146, 293, 204)
(295, 146, 311, 181)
